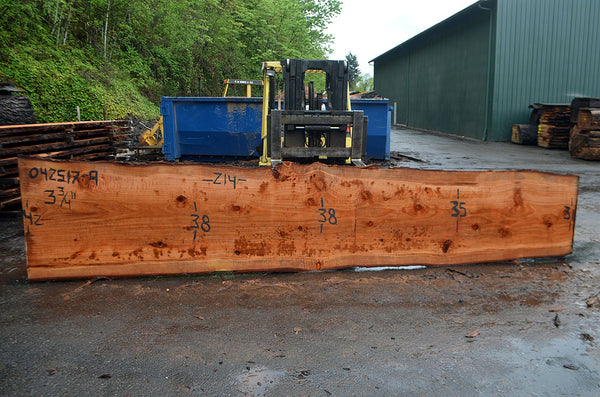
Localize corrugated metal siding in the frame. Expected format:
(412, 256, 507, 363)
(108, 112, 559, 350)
(490, 0, 600, 140)
(374, 56, 409, 124)
(374, 11, 491, 139)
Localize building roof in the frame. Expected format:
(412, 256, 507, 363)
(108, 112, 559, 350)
(370, 0, 495, 63)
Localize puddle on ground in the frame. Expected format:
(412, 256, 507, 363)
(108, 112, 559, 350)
(493, 335, 600, 394)
(353, 266, 427, 272)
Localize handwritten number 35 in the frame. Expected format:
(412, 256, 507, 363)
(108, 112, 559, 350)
(451, 201, 467, 218)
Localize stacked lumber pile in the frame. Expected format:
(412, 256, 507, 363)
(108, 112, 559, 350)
(536, 104, 571, 149)
(569, 97, 600, 160)
(570, 97, 600, 124)
(515, 99, 600, 158)
(0, 120, 132, 210)
(512, 103, 571, 146)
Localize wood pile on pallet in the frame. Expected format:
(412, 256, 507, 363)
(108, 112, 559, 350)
(512, 99, 600, 160)
(512, 103, 571, 147)
(0, 120, 132, 211)
(569, 97, 600, 160)
(536, 104, 571, 149)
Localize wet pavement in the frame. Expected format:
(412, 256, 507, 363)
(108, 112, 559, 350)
(1, 126, 599, 396)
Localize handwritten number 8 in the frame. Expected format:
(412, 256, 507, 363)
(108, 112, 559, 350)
(191, 213, 210, 232)
(328, 208, 337, 225)
(201, 215, 211, 232)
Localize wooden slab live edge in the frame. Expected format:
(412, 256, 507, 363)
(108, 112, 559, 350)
(18, 158, 579, 281)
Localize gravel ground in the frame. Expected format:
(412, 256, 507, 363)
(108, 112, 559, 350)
(1, 126, 599, 396)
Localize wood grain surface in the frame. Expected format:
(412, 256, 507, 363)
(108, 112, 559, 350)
(18, 158, 579, 280)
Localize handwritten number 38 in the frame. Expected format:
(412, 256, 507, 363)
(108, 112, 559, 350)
(191, 214, 211, 232)
(318, 208, 337, 225)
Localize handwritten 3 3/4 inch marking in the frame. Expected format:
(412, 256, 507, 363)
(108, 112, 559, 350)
(44, 187, 77, 209)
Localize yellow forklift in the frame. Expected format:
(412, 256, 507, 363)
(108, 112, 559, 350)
(259, 59, 367, 166)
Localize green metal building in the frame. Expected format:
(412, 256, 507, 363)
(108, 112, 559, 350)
(371, 0, 600, 141)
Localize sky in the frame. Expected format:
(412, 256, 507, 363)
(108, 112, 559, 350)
(326, 0, 477, 76)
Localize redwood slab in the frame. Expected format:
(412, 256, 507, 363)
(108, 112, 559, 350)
(18, 158, 578, 280)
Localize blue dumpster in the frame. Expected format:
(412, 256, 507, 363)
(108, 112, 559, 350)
(350, 99, 392, 161)
(161, 96, 391, 161)
(161, 97, 263, 161)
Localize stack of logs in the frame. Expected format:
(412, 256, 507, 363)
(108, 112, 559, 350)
(0, 120, 132, 210)
(536, 104, 572, 149)
(512, 98, 600, 160)
(569, 98, 600, 160)
(511, 103, 571, 147)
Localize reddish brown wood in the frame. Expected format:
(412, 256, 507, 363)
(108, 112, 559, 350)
(18, 158, 579, 280)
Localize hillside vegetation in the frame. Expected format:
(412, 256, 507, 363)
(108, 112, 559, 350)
(0, 0, 341, 122)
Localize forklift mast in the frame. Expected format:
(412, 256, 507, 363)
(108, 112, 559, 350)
(262, 59, 367, 166)
(282, 59, 348, 111)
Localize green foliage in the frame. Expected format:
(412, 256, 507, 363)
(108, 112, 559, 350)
(0, 0, 341, 122)
(0, 44, 158, 121)
(355, 73, 374, 93)
(304, 72, 327, 97)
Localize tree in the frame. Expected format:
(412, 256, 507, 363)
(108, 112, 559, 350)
(0, 0, 343, 121)
(345, 52, 360, 90)
(355, 73, 374, 92)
